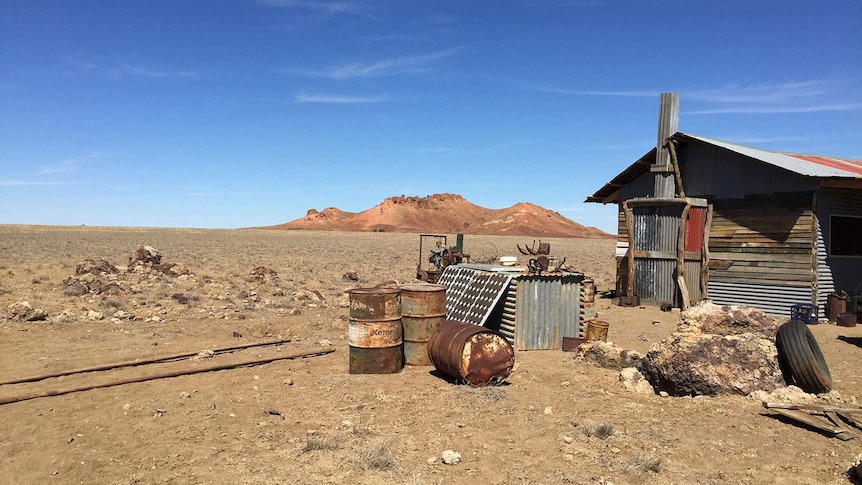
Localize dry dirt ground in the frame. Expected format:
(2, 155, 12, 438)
(0, 225, 860, 485)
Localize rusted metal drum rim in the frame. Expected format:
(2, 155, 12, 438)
(400, 283, 447, 317)
(349, 287, 401, 295)
(349, 317, 403, 323)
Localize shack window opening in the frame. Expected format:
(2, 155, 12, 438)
(830, 215, 862, 256)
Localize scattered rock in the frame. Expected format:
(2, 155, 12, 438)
(576, 341, 643, 370)
(87, 310, 105, 321)
(52, 312, 75, 324)
(97, 282, 123, 295)
(113, 310, 135, 321)
(318, 339, 332, 347)
(76, 259, 119, 276)
(747, 385, 815, 404)
(343, 271, 359, 281)
(191, 350, 215, 360)
(62, 283, 89, 297)
(426, 457, 437, 465)
(157, 262, 190, 277)
(619, 367, 655, 394)
(172, 293, 189, 304)
(441, 450, 461, 465)
(638, 332, 784, 396)
(7, 301, 48, 321)
(678, 301, 780, 338)
(130, 246, 161, 266)
(249, 266, 278, 281)
(635, 303, 788, 397)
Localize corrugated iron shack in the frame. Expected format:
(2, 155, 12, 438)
(437, 264, 595, 350)
(587, 94, 862, 317)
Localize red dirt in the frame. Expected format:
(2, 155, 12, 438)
(264, 193, 611, 238)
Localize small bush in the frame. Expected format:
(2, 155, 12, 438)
(360, 442, 396, 470)
(618, 453, 662, 474)
(579, 421, 615, 440)
(302, 435, 339, 453)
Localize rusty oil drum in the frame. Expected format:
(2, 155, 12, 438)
(348, 287, 403, 374)
(428, 320, 515, 386)
(585, 320, 609, 342)
(400, 283, 446, 366)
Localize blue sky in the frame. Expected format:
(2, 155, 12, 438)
(2, 1, 861, 233)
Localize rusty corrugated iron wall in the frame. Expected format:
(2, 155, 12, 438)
(511, 274, 583, 351)
(631, 205, 682, 304)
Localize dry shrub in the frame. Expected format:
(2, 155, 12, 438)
(579, 421, 615, 439)
(360, 442, 396, 471)
(302, 435, 340, 453)
(618, 452, 661, 474)
(445, 385, 508, 404)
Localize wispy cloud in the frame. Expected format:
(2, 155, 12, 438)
(410, 146, 454, 153)
(280, 46, 463, 79)
(527, 80, 862, 115)
(529, 86, 658, 97)
(0, 179, 77, 187)
(515, 0, 603, 7)
(109, 63, 201, 80)
(687, 103, 862, 115)
(294, 92, 396, 103)
(257, 0, 378, 19)
(38, 158, 81, 175)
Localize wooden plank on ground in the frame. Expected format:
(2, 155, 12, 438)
(769, 408, 852, 439)
(826, 411, 858, 438)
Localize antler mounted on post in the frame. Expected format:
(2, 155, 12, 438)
(517, 240, 550, 256)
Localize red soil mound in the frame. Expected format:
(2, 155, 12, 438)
(264, 193, 611, 238)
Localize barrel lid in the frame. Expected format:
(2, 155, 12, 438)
(348, 287, 401, 295)
(399, 283, 447, 292)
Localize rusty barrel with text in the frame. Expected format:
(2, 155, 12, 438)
(399, 283, 447, 366)
(348, 287, 403, 374)
(428, 320, 515, 386)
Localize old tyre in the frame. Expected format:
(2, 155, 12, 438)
(775, 319, 832, 393)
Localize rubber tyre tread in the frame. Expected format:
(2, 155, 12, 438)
(775, 319, 832, 393)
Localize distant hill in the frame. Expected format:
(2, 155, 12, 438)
(262, 193, 611, 238)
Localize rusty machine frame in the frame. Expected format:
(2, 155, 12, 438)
(416, 234, 469, 283)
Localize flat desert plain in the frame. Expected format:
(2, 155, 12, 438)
(0, 225, 860, 485)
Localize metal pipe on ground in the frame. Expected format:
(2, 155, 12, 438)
(0, 348, 335, 406)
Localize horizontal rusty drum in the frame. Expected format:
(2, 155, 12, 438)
(400, 283, 446, 366)
(428, 320, 515, 386)
(348, 287, 403, 374)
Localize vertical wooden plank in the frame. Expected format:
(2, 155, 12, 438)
(654, 92, 679, 198)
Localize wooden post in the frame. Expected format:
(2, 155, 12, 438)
(623, 200, 636, 298)
(654, 93, 679, 198)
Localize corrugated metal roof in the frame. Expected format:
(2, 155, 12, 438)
(586, 132, 862, 203)
(683, 134, 862, 178)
